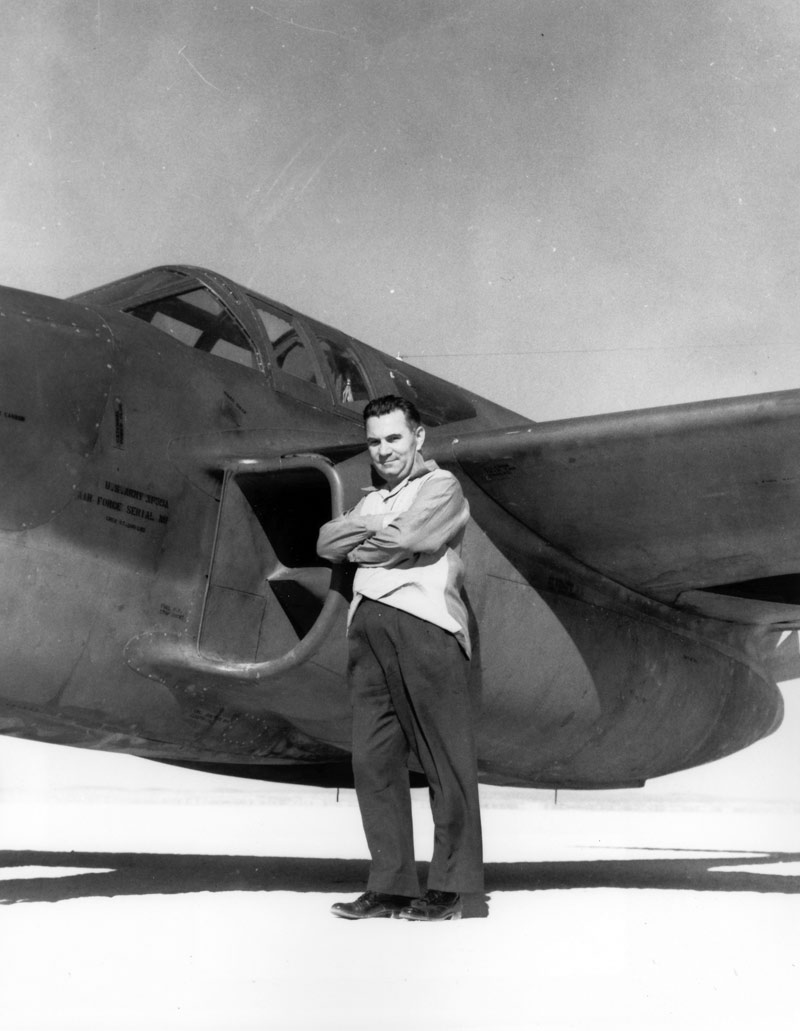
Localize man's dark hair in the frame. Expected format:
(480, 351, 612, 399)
(362, 394, 422, 428)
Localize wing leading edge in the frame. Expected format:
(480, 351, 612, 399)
(448, 387, 800, 628)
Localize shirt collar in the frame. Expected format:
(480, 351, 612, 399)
(361, 457, 439, 497)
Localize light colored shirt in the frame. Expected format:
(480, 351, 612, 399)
(316, 458, 471, 656)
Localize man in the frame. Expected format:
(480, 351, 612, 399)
(316, 395, 483, 921)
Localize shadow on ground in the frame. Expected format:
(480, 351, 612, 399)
(1, 849, 799, 911)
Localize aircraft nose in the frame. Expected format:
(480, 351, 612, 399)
(0, 285, 115, 530)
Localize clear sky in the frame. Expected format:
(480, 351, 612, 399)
(1, 1, 800, 801)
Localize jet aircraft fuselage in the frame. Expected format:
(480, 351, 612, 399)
(0, 266, 785, 789)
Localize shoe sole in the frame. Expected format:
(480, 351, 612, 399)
(330, 909, 405, 920)
(397, 911, 462, 921)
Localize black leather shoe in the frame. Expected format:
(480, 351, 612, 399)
(330, 891, 411, 920)
(398, 890, 462, 921)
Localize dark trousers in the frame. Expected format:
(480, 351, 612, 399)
(348, 598, 483, 897)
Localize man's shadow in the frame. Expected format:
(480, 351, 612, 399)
(1, 849, 799, 914)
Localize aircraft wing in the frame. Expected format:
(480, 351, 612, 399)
(447, 387, 800, 628)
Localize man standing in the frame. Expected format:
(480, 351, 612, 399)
(317, 395, 483, 921)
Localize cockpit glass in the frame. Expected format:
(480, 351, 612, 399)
(251, 301, 324, 386)
(127, 287, 258, 369)
(318, 337, 370, 405)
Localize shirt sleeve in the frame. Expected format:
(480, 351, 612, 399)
(347, 472, 469, 568)
(316, 497, 386, 562)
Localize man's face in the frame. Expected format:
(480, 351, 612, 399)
(365, 409, 426, 488)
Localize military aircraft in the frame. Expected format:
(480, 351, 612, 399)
(1, 264, 798, 790)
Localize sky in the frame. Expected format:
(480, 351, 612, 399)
(3, 0, 800, 421)
(1, 1, 800, 802)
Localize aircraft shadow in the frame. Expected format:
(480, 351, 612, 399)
(1, 849, 799, 913)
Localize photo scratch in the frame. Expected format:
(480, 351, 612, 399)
(252, 137, 315, 206)
(252, 5, 359, 44)
(178, 45, 223, 93)
(295, 133, 351, 201)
